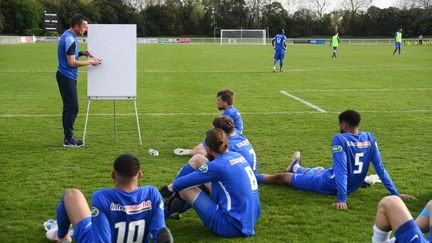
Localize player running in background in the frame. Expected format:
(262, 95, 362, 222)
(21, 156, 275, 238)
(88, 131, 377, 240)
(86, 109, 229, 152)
(174, 89, 244, 156)
(393, 28, 403, 56)
(165, 128, 260, 237)
(372, 196, 431, 243)
(272, 29, 287, 73)
(256, 110, 416, 209)
(44, 154, 173, 243)
(330, 32, 340, 58)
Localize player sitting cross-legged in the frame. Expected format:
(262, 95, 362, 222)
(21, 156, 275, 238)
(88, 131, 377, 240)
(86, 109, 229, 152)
(44, 154, 173, 243)
(256, 110, 416, 209)
(165, 128, 260, 237)
(174, 89, 244, 156)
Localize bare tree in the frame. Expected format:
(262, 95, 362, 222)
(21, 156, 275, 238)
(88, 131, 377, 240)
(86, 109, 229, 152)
(299, 0, 329, 20)
(416, 0, 432, 8)
(280, 0, 300, 15)
(341, 0, 372, 13)
(396, 0, 415, 9)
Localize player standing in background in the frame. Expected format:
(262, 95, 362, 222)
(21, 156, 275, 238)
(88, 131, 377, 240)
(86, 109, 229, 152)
(393, 29, 403, 56)
(44, 154, 173, 243)
(56, 14, 101, 147)
(330, 32, 340, 58)
(256, 110, 416, 209)
(166, 128, 260, 237)
(272, 29, 287, 73)
(174, 89, 244, 156)
(371, 196, 431, 243)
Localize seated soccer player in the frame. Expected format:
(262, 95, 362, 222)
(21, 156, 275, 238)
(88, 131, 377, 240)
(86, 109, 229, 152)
(160, 116, 258, 198)
(166, 128, 260, 237)
(372, 196, 431, 243)
(44, 154, 173, 243)
(174, 89, 244, 156)
(256, 110, 416, 209)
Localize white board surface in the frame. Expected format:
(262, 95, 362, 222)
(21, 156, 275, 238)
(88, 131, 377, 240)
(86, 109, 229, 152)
(87, 24, 136, 98)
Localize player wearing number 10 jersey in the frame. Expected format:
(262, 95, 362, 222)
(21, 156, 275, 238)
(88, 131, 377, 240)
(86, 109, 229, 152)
(44, 154, 173, 243)
(256, 110, 416, 209)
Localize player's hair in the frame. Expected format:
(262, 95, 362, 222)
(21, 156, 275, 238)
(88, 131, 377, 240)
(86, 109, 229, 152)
(205, 128, 229, 154)
(338, 110, 361, 127)
(114, 154, 140, 179)
(70, 14, 87, 28)
(217, 89, 235, 105)
(212, 116, 234, 134)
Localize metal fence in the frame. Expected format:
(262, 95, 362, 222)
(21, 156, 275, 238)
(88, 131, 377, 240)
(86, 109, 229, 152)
(0, 35, 430, 46)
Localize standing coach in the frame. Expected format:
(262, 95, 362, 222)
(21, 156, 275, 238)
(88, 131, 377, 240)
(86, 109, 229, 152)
(56, 14, 101, 147)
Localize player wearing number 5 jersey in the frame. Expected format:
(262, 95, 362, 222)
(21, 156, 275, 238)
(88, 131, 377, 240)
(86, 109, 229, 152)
(167, 128, 260, 237)
(256, 110, 416, 209)
(44, 154, 173, 243)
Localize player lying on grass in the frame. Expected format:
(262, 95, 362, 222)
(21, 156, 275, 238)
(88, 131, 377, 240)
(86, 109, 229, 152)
(372, 196, 431, 243)
(160, 116, 258, 197)
(174, 89, 244, 156)
(165, 128, 260, 237)
(44, 154, 173, 243)
(256, 110, 416, 209)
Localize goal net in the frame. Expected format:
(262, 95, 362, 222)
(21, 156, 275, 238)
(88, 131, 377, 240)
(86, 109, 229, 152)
(220, 29, 266, 45)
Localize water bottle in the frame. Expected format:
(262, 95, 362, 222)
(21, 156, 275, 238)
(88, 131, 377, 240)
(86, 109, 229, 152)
(148, 149, 159, 156)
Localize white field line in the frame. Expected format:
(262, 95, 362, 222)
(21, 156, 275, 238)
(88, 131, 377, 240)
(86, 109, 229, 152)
(289, 88, 432, 92)
(280, 90, 327, 113)
(1, 110, 432, 118)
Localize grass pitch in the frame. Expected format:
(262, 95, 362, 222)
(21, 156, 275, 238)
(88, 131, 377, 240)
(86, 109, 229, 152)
(0, 42, 431, 242)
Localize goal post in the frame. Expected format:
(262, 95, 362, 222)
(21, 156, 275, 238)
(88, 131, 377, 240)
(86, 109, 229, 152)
(220, 29, 267, 45)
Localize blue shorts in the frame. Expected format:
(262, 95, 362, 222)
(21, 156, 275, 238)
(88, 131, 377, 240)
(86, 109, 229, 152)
(274, 50, 285, 60)
(394, 220, 429, 243)
(193, 191, 243, 237)
(73, 217, 93, 243)
(290, 171, 335, 195)
(396, 42, 401, 48)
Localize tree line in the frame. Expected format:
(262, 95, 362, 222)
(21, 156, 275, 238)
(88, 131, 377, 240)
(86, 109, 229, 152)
(0, 0, 431, 37)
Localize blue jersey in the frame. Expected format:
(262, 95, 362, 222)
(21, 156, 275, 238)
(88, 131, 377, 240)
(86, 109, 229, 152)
(272, 34, 286, 51)
(228, 132, 258, 174)
(223, 106, 243, 134)
(57, 30, 78, 80)
(173, 151, 260, 236)
(91, 186, 166, 243)
(328, 132, 399, 202)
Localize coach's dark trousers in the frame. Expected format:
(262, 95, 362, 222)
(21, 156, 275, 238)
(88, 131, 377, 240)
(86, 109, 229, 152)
(56, 71, 78, 140)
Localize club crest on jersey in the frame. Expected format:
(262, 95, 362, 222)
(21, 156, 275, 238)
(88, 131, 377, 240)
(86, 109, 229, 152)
(332, 145, 343, 153)
(199, 164, 208, 173)
(110, 200, 152, 215)
(91, 207, 99, 217)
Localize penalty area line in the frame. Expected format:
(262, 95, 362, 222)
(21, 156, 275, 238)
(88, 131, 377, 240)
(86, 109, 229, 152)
(280, 90, 327, 113)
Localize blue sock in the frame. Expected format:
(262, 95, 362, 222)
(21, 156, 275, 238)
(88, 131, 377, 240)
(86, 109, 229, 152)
(56, 195, 71, 238)
(256, 174, 268, 184)
(175, 163, 195, 180)
(297, 167, 311, 174)
(297, 166, 324, 174)
(273, 59, 277, 67)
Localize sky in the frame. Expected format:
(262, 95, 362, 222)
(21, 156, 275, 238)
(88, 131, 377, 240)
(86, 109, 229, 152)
(370, 0, 397, 8)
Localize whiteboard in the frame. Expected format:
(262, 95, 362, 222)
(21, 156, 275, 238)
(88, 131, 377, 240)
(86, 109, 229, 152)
(87, 24, 136, 98)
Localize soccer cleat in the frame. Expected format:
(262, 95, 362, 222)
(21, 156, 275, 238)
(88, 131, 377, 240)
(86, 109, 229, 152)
(173, 148, 192, 156)
(157, 227, 174, 243)
(164, 193, 186, 219)
(280, 69, 286, 73)
(44, 220, 72, 243)
(63, 137, 84, 147)
(272, 67, 276, 73)
(287, 151, 301, 173)
(159, 185, 174, 198)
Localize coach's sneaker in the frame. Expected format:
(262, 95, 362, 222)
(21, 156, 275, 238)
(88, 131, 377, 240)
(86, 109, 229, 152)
(63, 137, 84, 147)
(174, 148, 192, 156)
(44, 220, 72, 243)
(287, 151, 301, 173)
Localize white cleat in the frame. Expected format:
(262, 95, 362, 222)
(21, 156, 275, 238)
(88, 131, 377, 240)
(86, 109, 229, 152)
(287, 151, 301, 172)
(44, 219, 72, 243)
(174, 148, 192, 156)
